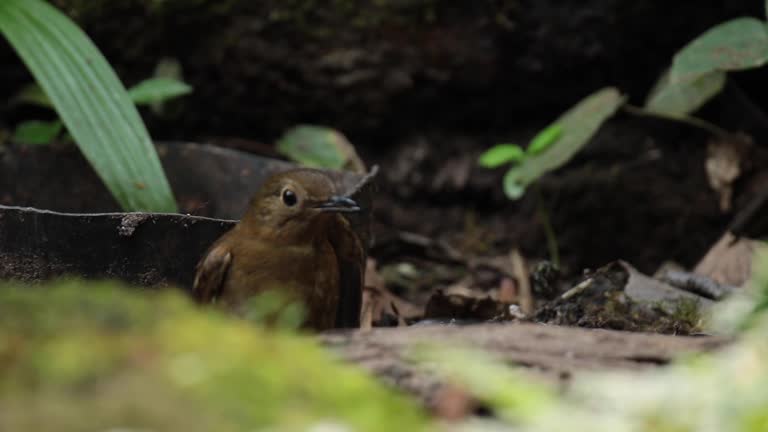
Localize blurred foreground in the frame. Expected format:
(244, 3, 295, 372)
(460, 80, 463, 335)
(1, 247, 767, 431)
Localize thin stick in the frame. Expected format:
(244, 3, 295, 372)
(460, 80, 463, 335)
(509, 248, 534, 315)
(347, 164, 380, 196)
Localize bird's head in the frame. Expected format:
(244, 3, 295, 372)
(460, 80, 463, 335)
(241, 168, 360, 240)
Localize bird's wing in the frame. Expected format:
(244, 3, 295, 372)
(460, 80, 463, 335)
(193, 243, 232, 303)
(329, 215, 365, 328)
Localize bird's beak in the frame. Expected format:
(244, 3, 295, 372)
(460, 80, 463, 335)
(314, 195, 361, 213)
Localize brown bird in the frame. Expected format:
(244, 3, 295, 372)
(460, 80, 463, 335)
(193, 168, 366, 330)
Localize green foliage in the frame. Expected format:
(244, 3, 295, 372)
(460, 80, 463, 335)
(127, 77, 193, 105)
(527, 124, 563, 156)
(12, 119, 62, 145)
(479, 125, 564, 172)
(671, 18, 768, 84)
(484, 7, 768, 201)
(645, 69, 726, 117)
(17, 77, 192, 109)
(13, 78, 191, 146)
(0, 279, 429, 432)
(276, 124, 361, 171)
(499, 88, 624, 200)
(648, 16, 768, 117)
(0, 0, 177, 212)
(478, 144, 526, 168)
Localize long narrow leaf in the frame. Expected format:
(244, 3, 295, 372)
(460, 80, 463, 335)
(0, 0, 177, 212)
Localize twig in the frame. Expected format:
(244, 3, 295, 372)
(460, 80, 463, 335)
(509, 249, 534, 315)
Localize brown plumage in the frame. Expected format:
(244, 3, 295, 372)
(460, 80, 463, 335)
(193, 168, 365, 330)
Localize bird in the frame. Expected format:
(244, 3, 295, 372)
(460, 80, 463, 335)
(192, 168, 367, 330)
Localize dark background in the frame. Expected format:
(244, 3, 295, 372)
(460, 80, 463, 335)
(2, 0, 767, 275)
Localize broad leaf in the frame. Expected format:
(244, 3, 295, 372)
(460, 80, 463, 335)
(127, 77, 192, 105)
(645, 69, 726, 116)
(527, 124, 563, 155)
(478, 144, 526, 168)
(503, 88, 625, 200)
(0, 0, 177, 212)
(12, 119, 62, 145)
(671, 17, 768, 85)
(276, 125, 365, 172)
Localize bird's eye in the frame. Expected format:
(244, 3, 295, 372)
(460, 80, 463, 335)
(281, 189, 298, 207)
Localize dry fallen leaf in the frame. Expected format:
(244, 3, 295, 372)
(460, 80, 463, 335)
(497, 277, 517, 304)
(361, 258, 423, 329)
(431, 383, 476, 421)
(694, 231, 761, 288)
(705, 134, 750, 212)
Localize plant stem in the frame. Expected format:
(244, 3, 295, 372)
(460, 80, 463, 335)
(622, 104, 730, 138)
(535, 188, 560, 269)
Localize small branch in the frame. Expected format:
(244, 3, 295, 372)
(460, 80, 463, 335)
(622, 104, 730, 138)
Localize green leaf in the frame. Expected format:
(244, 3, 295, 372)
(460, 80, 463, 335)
(127, 77, 192, 106)
(0, 0, 177, 212)
(276, 125, 356, 170)
(502, 87, 625, 200)
(671, 17, 768, 85)
(645, 69, 726, 116)
(503, 169, 527, 200)
(478, 144, 526, 168)
(12, 120, 62, 145)
(15, 76, 193, 109)
(527, 124, 563, 155)
(15, 83, 52, 108)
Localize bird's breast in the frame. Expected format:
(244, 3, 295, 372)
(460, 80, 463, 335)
(223, 236, 340, 328)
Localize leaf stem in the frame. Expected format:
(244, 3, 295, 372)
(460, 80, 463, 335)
(622, 104, 730, 138)
(535, 188, 560, 269)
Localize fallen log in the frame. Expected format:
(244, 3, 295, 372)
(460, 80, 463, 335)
(320, 323, 728, 410)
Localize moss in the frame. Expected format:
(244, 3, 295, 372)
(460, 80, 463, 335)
(0, 279, 429, 431)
